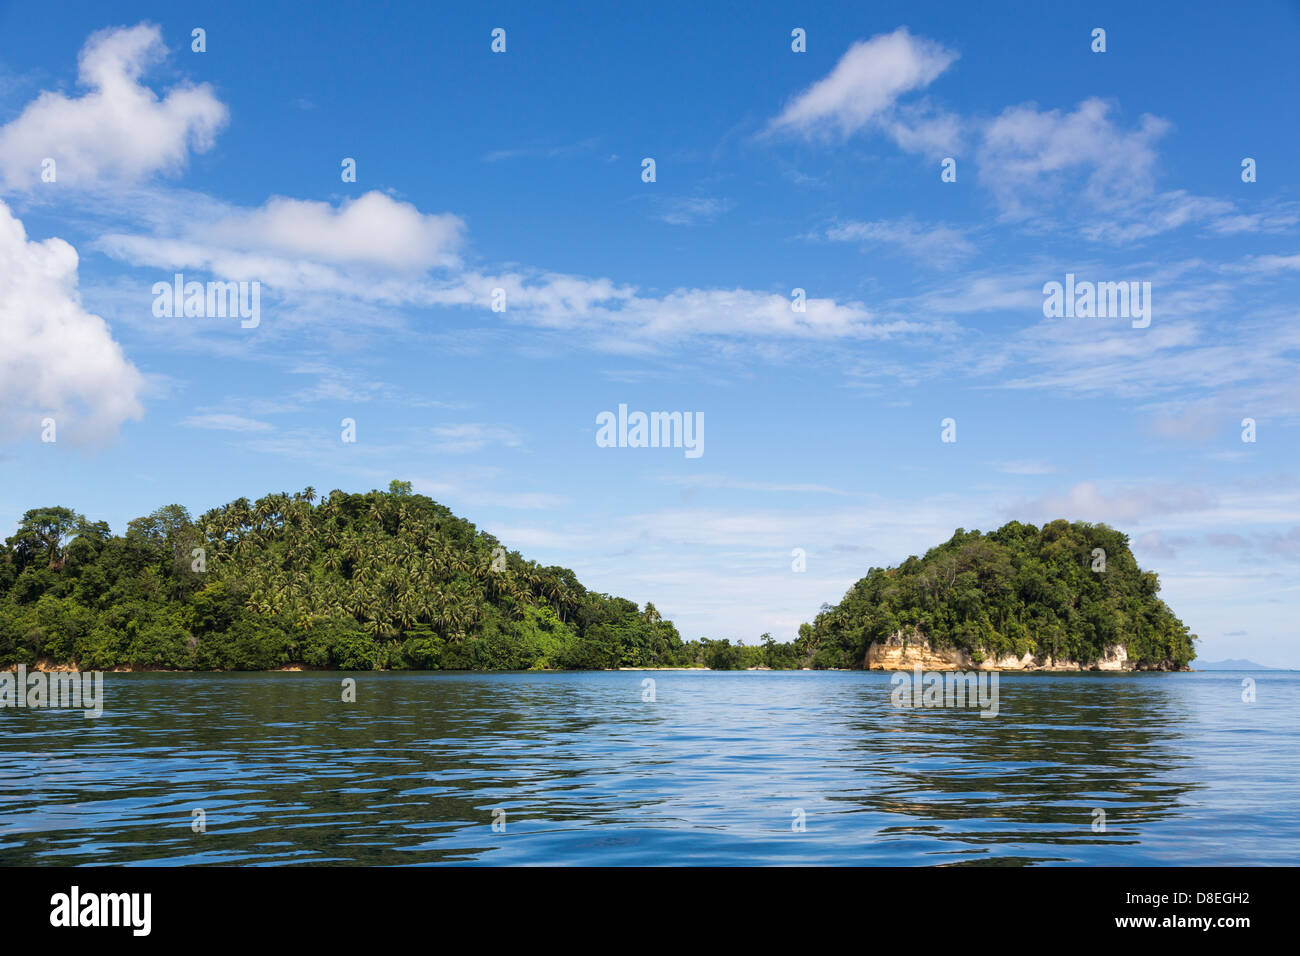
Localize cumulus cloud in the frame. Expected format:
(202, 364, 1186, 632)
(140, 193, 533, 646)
(0, 23, 227, 189)
(0, 199, 144, 443)
(204, 192, 465, 271)
(768, 29, 958, 139)
(99, 190, 465, 279)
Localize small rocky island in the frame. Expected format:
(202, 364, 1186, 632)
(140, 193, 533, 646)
(797, 519, 1195, 671)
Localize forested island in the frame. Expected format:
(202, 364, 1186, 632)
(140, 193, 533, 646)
(0, 483, 1194, 671)
(799, 520, 1196, 670)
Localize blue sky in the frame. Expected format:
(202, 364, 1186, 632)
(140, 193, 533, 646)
(1, 1, 1298, 663)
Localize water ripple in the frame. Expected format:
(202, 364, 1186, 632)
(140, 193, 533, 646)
(1, 670, 1295, 865)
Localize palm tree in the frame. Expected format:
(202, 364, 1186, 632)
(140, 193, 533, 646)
(396, 603, 418, 630)
(555, 584, 575, 624)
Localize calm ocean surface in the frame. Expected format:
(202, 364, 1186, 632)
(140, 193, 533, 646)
(1, 669, 1296, 866)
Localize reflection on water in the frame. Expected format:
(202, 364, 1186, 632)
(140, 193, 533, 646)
(0, 670, 1295, 865)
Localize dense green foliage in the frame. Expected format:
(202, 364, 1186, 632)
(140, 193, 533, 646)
(0, 499, 1194, 672)
(798, 519, 1196, 670)
(0, 483, 701, 671)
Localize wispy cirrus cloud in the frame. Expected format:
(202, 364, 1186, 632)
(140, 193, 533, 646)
(1010, 480, 1216, 526)
(658, 473, 855, 496)
(179, 413, 273, 432)
(431, 423, 523, 454)
(481, 137, 603, 163)
(976, 97, 1168, 218)
(821, 217, 974, 262)
(990, 459, 1058, 476)
(654, 196, 732, 226)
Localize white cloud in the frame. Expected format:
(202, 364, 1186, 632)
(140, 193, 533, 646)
(204, 192, 465, 271)
(570, 286, 888, 343)
(481, 137, 601, 163)
(99, 190, 465, 278)
(1134, 531, 1178, 557)
(0, 23, 227, 189)
(1227, 252, 1300, 275)
(1210, 209, 1300, 236)
(768, 29, 958, 139)
(977, 97, 1169, 218)
(98, 190, 915, 347)
(823, 218, 974, 261)
(659, 473, 854, 496)
(431, 423, 523, 454)
(0, 199, 144, 443)
(883, 103, 963, 157)
(990, 307, 1300, 412)
(1080, 191, 1235, 243)
(991, 459, 1058, 476)
(1011, 481, 1215, 526)
(907, 269, 1045, 315)
(766, 38, 1270, 244)
(654, 196, 732, 226)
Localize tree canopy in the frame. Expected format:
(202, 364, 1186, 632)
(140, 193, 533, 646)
(0, 485, 694, 671)
(0, 501, 1194, 672)
(796, 519, 1196, 670)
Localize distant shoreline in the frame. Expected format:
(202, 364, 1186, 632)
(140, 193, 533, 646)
(9, 661, 1286, 675)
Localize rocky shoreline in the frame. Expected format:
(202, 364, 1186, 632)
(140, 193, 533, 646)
(864, 628, 1183, 672)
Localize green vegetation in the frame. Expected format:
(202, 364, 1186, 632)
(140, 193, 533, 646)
(0, 498, 1193, 671)
(797, 519, 1196, 670)
(0, 483, 698, 671)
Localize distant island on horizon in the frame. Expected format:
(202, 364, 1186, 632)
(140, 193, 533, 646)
(2, 482, 1196, 673)
(1195, 659, 1286, 670)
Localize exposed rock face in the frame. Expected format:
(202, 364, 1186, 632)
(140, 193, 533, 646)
(864, 628, 1138, 672)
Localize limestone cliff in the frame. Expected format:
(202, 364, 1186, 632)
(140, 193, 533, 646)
(864, 628, 1177, 672)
